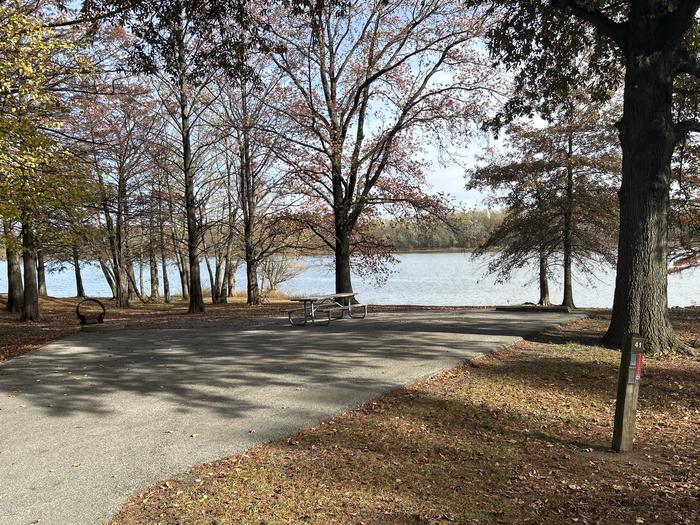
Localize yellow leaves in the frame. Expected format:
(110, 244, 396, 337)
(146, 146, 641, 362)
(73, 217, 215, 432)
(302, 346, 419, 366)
(0, 1, 90, 221)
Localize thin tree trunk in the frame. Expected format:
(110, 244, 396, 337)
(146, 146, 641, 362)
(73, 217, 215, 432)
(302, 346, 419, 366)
(97, 170, 128, 307)
(226, 256, 235, 297)
(214, 257, 225, 303)
(125, 269, 148, 303)
(562, 133, 575, 309)
(73, 244, 85, 298)
(149, 216, 160, 302)
(165, 177, 188, 301)
(538, 252, 551, 307)
(4, 221, 23, 312)
(161, 256, 170, 303)
(139, 249, 145, 300)
(36, 248, 47, 297)
(98, 257, 116, 299)
(126, 258, 137, 303)
(203, 243, 217, 304)
(217, 255, 228, 303)
(20, 220, 40, 322)
(174, 254, 189, 301)
(158, 199, 170, 303)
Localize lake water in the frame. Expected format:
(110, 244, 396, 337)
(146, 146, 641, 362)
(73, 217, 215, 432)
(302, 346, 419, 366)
(1, 252, 699, 307)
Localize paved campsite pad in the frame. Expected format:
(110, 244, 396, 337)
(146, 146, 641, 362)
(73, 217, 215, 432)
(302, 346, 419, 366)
(0, 310, 583, 525)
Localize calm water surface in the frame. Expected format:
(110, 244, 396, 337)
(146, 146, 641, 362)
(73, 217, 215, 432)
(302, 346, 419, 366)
(1, 252, 698, 308)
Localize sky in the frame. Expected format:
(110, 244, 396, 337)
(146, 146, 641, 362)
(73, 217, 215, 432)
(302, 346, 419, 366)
(423, 133, 501, 209)
(427, 159, 487, 207)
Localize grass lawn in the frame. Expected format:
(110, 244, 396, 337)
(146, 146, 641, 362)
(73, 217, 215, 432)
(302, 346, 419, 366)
(109, 313, 700, 525)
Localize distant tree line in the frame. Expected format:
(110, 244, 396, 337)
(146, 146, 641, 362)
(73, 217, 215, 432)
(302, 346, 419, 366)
(369, 211, 504, 252)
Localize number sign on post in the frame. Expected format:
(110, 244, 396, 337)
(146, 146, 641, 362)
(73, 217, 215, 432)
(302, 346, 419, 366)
(612, 333, 645, 453)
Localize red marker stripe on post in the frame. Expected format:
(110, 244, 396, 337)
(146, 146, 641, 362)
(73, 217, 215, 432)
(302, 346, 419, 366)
(635, 354, 643, 381)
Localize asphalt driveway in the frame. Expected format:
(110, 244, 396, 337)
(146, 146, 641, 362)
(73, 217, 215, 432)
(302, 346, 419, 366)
(0, 309, 582, 524)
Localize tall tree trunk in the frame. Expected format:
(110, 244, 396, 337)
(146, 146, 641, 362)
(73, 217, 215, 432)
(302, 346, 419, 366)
(562, 133, 575, 309)
(244, 214, 260, 304)
(139, 249, 145, 299)
(20, 220, 40, 322)
(149, 249, 159, 301)
(214, 257, 225, 303)
(98, 258, 116, 299)
(217, 254, 229, 302)
(125, 269, 148, 304)
(157, 183, 171, 303)
(603, 44, 676, 355)
(538, 251, 551, 307)
(72, 244, 85, 298)
(97, 170, 128, 307)
(159, 236, 170, 304)
(226, 256, 236, 298)
(149, 217, 160, 302)
(126, 260, 137, 303)
(115, 267, 130, 308)
(203, 243, 217, 304)
(4, 221, 23, 312)
(245, 254, 260, 306)
(238, 78, 260, 306)
(165, 178, 188, 301)
(176, 20, 204, 314)
(36, 247, 47, 297)
(334, 226, 354, 294)
(161, 256, 170, 303)
(174, 255, 189, 301)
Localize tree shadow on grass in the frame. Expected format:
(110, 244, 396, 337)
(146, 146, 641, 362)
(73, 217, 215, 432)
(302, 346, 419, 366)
(151, 384, 697, 525)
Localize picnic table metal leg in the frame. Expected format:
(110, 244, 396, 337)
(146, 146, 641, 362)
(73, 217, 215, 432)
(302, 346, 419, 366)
(310, 302, 331, 326)
(289, 310, 307, 326)
(349, 303, 367, 319)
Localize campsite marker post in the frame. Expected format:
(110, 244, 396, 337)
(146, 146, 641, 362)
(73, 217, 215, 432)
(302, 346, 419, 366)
(612, 333, 644, 453)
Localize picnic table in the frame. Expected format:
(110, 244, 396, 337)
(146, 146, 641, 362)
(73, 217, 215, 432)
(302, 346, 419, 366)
(288, 292, 368, 326)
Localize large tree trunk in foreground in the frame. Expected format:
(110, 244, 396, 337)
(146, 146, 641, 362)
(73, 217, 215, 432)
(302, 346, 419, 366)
(72, 244, 85, 298)
(603, 43, 677, 356)
(538, 252, 551, 306)
(20, 221, 40, 322)
(4, 221, 23, 313)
